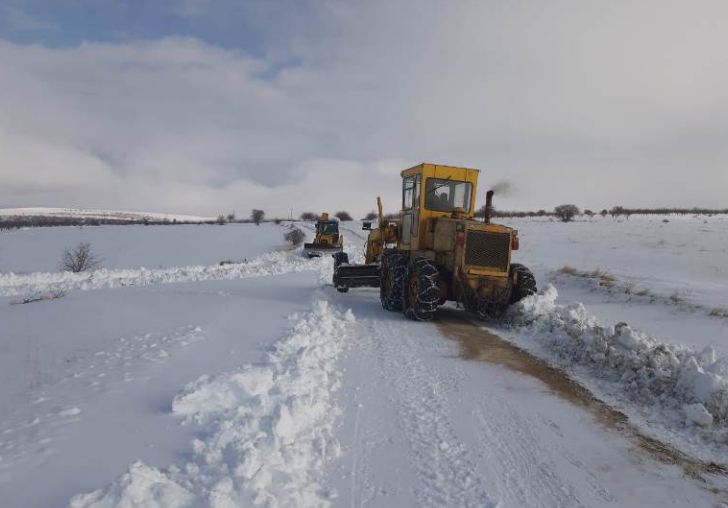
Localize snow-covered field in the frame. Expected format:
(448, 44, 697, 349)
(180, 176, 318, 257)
(0, 217, 727, 508)
(0, 223, 286, 273)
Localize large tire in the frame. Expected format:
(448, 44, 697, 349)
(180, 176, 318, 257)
(333, 252, 350, 292)
(509, 263, 537, 304)
(380, 253, 407, 311)
(403, 257, 441, 321)
(333, 252, 349, 269)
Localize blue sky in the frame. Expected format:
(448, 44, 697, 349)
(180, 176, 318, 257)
(1, 1, 273, 51)
(1, 0, 727, 216)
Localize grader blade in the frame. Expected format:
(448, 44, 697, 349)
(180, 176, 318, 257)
(303, 242, 343, 258)
(333, 263, 381, 291)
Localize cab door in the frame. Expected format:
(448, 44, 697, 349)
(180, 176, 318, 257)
(399, 173, 423, 250)
(400, 176, 415, 250)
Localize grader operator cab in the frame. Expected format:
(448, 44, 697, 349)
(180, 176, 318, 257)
(304, 213, 344, 258)
(333, 163, 536, 320)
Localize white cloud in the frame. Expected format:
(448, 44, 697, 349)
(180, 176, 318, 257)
(1, 0, 727, 216)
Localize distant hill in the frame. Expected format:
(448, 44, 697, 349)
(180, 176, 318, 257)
(0, 207, 213, 223)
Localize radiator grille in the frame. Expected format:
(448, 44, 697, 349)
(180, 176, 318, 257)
(465, 231, 510, 271)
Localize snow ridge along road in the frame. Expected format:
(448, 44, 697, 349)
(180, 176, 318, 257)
(504, 285, 728, 463)
(69, 298, 356, 508)
(0, 249, 324, 298)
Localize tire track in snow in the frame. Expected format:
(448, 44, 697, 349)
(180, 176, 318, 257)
(470, 397, 594, 508)
(349, 403, 363, 508)
(359, 314, 497, 508)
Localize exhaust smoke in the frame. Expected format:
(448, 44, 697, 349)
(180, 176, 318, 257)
(489, 180, 514, 197)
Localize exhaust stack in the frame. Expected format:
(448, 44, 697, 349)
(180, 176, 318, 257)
(484, 190, 494, 223)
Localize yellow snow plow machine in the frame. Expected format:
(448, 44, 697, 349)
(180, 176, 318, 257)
(333, 163, 536, 319)
(304, 213, 344, 258)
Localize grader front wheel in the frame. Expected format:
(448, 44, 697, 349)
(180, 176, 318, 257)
(403, 258, 440, 322)
(509, 263, 537, 304)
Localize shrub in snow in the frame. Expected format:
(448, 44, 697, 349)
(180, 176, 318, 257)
(285, 227, 306, 246)
(61, 242, 102, 273)
(554, 204, 580, 222)
(300, 212, 317, 221)
(509, 286, 728, 428)
(335, 211, 353, 221)
(710, 307, 728, 318)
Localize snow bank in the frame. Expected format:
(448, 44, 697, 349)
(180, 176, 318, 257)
(69, 300, 355, 508)
(509, 286, 728, 430)
(69, 462, 195, 508)
(0, 250, 326, 298)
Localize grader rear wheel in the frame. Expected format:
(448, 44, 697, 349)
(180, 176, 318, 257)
(403, 257, 440, 321)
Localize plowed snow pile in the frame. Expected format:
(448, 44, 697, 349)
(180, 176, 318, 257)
(70, 300, 355, 508)
(507, 286, 728, 454)
(0, 250, 323, 298)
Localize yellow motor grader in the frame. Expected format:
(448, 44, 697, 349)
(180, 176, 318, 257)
(333, 163, 536, 320)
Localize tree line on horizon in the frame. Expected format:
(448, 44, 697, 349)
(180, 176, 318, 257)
(3, 204, 727, 230)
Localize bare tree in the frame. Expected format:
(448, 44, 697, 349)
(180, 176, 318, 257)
(216, 214, 227, 225)
(226, 212, 236, 222)
(61, 243, 102, 272)
(553, 204, 580, 223)
(610, 206, 625, 219)
(251, 209, 266, 225)
(335, 211, 353, 221)
(363, 211, 378, 221)
(285, 228, 306, 246)
(300, 212, 317, 221)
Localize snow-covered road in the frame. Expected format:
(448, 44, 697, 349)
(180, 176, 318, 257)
(0, 220, 726, 507)
(326, 288, 724, 508)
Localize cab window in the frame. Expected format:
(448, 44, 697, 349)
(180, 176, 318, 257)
(318, 221, 338, 235)
(403, 177, 415, 210)
(424, 178, 473, 212)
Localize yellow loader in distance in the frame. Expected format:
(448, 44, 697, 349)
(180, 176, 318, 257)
(333, 163, 537, 319)
(304, 213, 344, 258)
